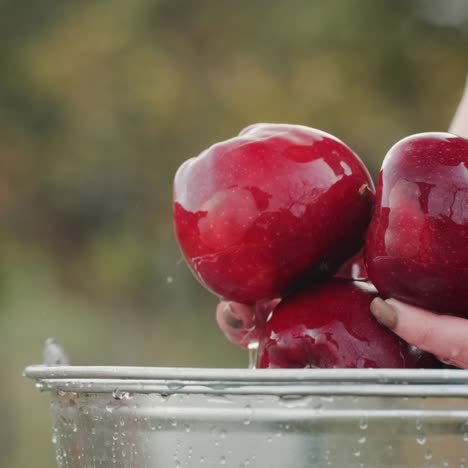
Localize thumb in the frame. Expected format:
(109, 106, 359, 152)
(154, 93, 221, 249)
(370, 297, 468, 368)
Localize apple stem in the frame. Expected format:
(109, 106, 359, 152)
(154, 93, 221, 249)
(358, 183, 372, 198)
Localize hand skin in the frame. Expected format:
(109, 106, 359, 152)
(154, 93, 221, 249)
(371, 77, 468, 368)
(216, 299, 280, 349)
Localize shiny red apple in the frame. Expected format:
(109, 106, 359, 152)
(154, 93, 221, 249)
(258, 279, 438, 368)
(365, 132, 468, 316)
(174, 123, 375, 304)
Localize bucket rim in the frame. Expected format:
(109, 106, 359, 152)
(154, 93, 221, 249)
(24, 365, 468, 397)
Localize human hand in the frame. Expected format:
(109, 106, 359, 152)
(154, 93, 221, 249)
(216, 299, 280, 349)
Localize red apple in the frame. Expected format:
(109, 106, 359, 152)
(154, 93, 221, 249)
(258, 279, 438, 368)
(173, 123, 375, 304)
(334, 249, 368, 281)
(365, 133, 468, 316)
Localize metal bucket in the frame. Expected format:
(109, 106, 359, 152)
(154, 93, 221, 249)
(25, 358, 468, 468)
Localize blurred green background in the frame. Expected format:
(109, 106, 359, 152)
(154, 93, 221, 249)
(1, 0, 468, 466)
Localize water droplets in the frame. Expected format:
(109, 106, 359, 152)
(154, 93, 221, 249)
(112, 388, 133, 400)
(357, 435, 367, 444)
(220, 455, 227, 465)
(385, 444, 395, 457)
(247, 341, 259, 369)
(243, 404, 253, 425)
(424, 449, 433, 461)
(358, 415, 368, 430)
(464, 432, 468, 442)
(353, 449, 361, 457)
(416, 433, 427, 445)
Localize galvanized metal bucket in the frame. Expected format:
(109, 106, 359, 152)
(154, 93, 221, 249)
(25, 352, 468, 467)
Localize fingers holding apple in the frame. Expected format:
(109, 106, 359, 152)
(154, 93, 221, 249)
(370, 298, 468, 369)
(258, 279, 438, 369)
(174, 104, 467, 370)
(215, 298, 280, 349)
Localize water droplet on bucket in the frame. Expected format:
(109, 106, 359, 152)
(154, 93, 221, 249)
(416, 433, 427, 445)
(243, 404, 252, 425)
(358, 435, 366, 444)
(425, 450, 432, 460)
(464, 432, 468, 442)
(220, 456, 226, 465)
(416, 418, 423, 431)
(353, 449, 361, 457)
(113, 389, 124, 400)
(359, 415, 368, 430)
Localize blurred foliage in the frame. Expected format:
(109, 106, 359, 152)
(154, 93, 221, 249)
(1, 0, 468, 466)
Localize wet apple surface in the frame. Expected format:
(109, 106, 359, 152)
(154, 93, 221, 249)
(258, 279, 439, 369)
(365, 133, 468, 316)
(174, 123, 375, 304)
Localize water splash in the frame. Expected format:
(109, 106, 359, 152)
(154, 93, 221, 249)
(43, 338, 70, 366)
(247, 341, 259, 369)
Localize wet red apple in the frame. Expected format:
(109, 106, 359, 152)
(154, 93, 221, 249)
(258, 279, 438, 368)
(334, 249, 368, 281)
(174, 123, 375, 304)
(365, 133, 468, 316)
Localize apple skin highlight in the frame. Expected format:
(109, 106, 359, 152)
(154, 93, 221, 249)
(365, 132, 468, 316)
(174, 123, 375, 304)
(258, 279, 439, 369)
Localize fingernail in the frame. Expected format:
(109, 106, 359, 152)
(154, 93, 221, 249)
(223, 303, 243, 329)
(370, 297, 398, 330)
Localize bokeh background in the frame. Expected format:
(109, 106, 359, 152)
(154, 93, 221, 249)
(1, 0, 468, 466)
